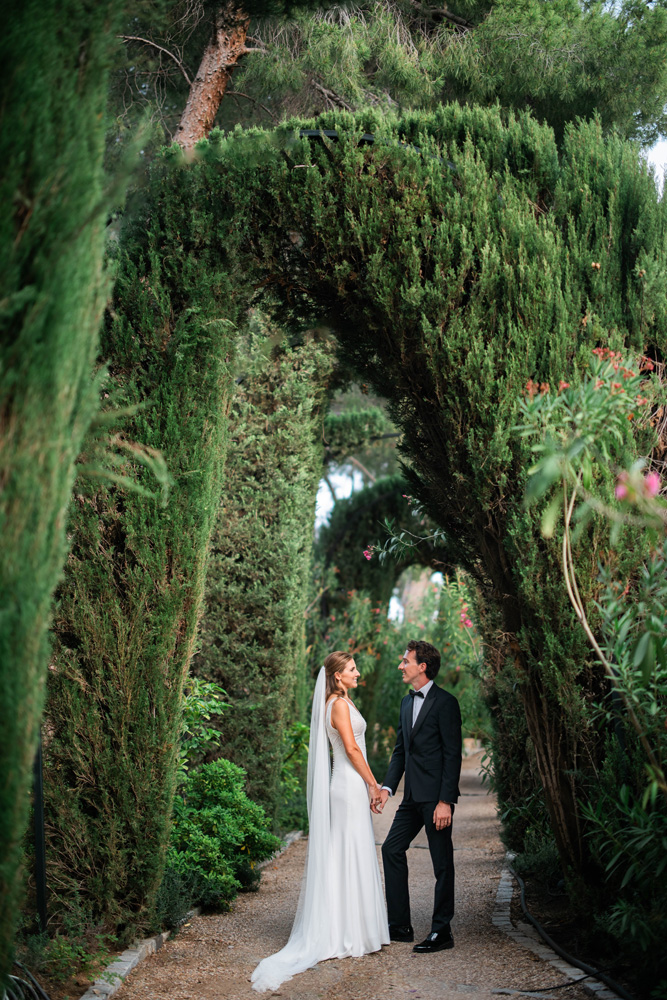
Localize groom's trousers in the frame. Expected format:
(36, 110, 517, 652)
(381, 796, 455, 934)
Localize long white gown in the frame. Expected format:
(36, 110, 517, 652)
(251, 693, 389, 992)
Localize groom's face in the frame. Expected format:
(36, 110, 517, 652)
(399, 648, 427, 689)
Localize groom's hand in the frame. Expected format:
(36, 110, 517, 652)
(371, 789, 389, 814)
(433, 801, 452, 831)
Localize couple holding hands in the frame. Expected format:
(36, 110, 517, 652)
(252, 639, 462, 993)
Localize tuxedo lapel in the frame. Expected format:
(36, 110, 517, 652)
(409, 685, 436, 745)
(402, 694, 412, 737)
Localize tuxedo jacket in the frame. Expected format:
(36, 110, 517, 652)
(383, 683, 462, 804)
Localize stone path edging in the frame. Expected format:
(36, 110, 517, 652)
(492, 862, 621, 1000)
(77, 931, 171, 1000)
(77, 832, 303, 1000)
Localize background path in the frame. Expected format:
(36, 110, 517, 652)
(115, 754, 592, 1000)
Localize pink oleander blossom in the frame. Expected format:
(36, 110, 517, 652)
(644, 472, 661, 497)
(363, 549, 372, 560)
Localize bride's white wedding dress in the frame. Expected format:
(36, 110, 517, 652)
(251, 671, 389, 992)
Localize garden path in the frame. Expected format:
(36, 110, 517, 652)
(115, 754, 594, 1000)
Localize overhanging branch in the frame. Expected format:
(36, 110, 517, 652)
(118, 35, 192, 86)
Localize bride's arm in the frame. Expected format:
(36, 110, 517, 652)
(330, 699, 381, 796)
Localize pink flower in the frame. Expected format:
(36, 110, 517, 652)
(644, 472, 661, 497)
(363, 549, 372, 561)
(615, 484, 628, 500)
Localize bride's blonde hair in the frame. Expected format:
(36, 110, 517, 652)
(324, 650, 353, 699)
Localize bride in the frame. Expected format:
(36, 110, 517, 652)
(251, 651, 390, 992)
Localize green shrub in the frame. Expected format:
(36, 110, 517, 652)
(158, 760, 280, 926)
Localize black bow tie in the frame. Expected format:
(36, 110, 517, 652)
(409, 689, 424, 699)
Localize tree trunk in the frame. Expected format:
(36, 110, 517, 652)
(174, 4, 250, 150)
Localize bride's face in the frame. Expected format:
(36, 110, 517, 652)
(336, 658, 360, 692)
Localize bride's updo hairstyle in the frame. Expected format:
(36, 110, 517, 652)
(324, 650, 353, 699)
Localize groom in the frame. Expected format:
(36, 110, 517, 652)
(375, 640, 462, 953)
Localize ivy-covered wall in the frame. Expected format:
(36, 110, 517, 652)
(192, 338, 334, 819)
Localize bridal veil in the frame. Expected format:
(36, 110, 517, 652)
(251, 667, 332, 992)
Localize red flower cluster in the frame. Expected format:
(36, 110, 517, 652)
(524, 379, 550, 399)
(592, 347, 637, 380)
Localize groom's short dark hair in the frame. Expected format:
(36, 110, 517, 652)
(407, 639, 440, 680)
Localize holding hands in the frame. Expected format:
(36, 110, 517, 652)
(369, 784, 389, 814)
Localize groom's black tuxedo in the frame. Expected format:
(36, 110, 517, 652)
(382, 683, 462, 935)
(384, 683, 461, 804)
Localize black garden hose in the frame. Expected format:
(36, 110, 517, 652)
(508, 864, 635, 1000)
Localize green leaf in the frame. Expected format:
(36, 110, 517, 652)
(541, 496, 561, 539)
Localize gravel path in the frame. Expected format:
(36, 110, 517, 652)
(115, 754, 592, 1000)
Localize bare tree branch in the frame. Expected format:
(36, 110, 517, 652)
(119, 35, 193, 86)
(227, 90, 278, 121)
(347, 456, 377, 483)
(409, 1, 473, 30)
(312, 80, 353, 111)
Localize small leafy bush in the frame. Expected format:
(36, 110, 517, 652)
(156, 759, 280, 927)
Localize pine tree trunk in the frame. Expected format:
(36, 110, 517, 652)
(174, 4, 250, 149)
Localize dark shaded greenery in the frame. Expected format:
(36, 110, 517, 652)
(41, 149, 250, 942)
(192, 334, 335, 819)
(0, 0, 125, 980)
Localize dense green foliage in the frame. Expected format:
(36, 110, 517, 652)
(187, 108, 667, 977)
(111, 1, 667, 149)
(228, 0, 667, 142)
(515, 353, 667, 985)
(158, 759, 280, 927)
(0, 0, 124, 980)
(323, 406, 392, 461)
(41, 150, 249, 942)
(192, 335, 335, 818)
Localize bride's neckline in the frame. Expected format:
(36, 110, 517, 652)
(326, 695, 359, 713)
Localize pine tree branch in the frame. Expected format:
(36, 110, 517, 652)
(347, 456, 377, 483)
(227, 90, 278, 121)
(312, 80, 353, 111)
(409, 2, 473, 30)
(118, 35, 192, 86)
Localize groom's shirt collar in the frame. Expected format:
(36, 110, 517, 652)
(410, 678, 433, 725)
(413, 679, 434, 698)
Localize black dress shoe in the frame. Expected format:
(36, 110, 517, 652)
(389, 924, 414, 942)
(413, 929, 454, 953)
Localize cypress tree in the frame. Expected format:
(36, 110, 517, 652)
(192, 336, 335, 817)
(42, 149, 247, 937)
(0, 0, 123, 979)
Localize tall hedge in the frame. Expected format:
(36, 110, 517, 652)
(205, 106, 667, 878)
(0, 0, 123, 978)
(192, 338, 334, 818)
(42, 151, 249, 938)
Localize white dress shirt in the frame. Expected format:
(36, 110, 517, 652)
(410, 679, 434, 726)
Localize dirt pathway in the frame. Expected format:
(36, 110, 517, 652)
(115, 754, 592, 1000)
